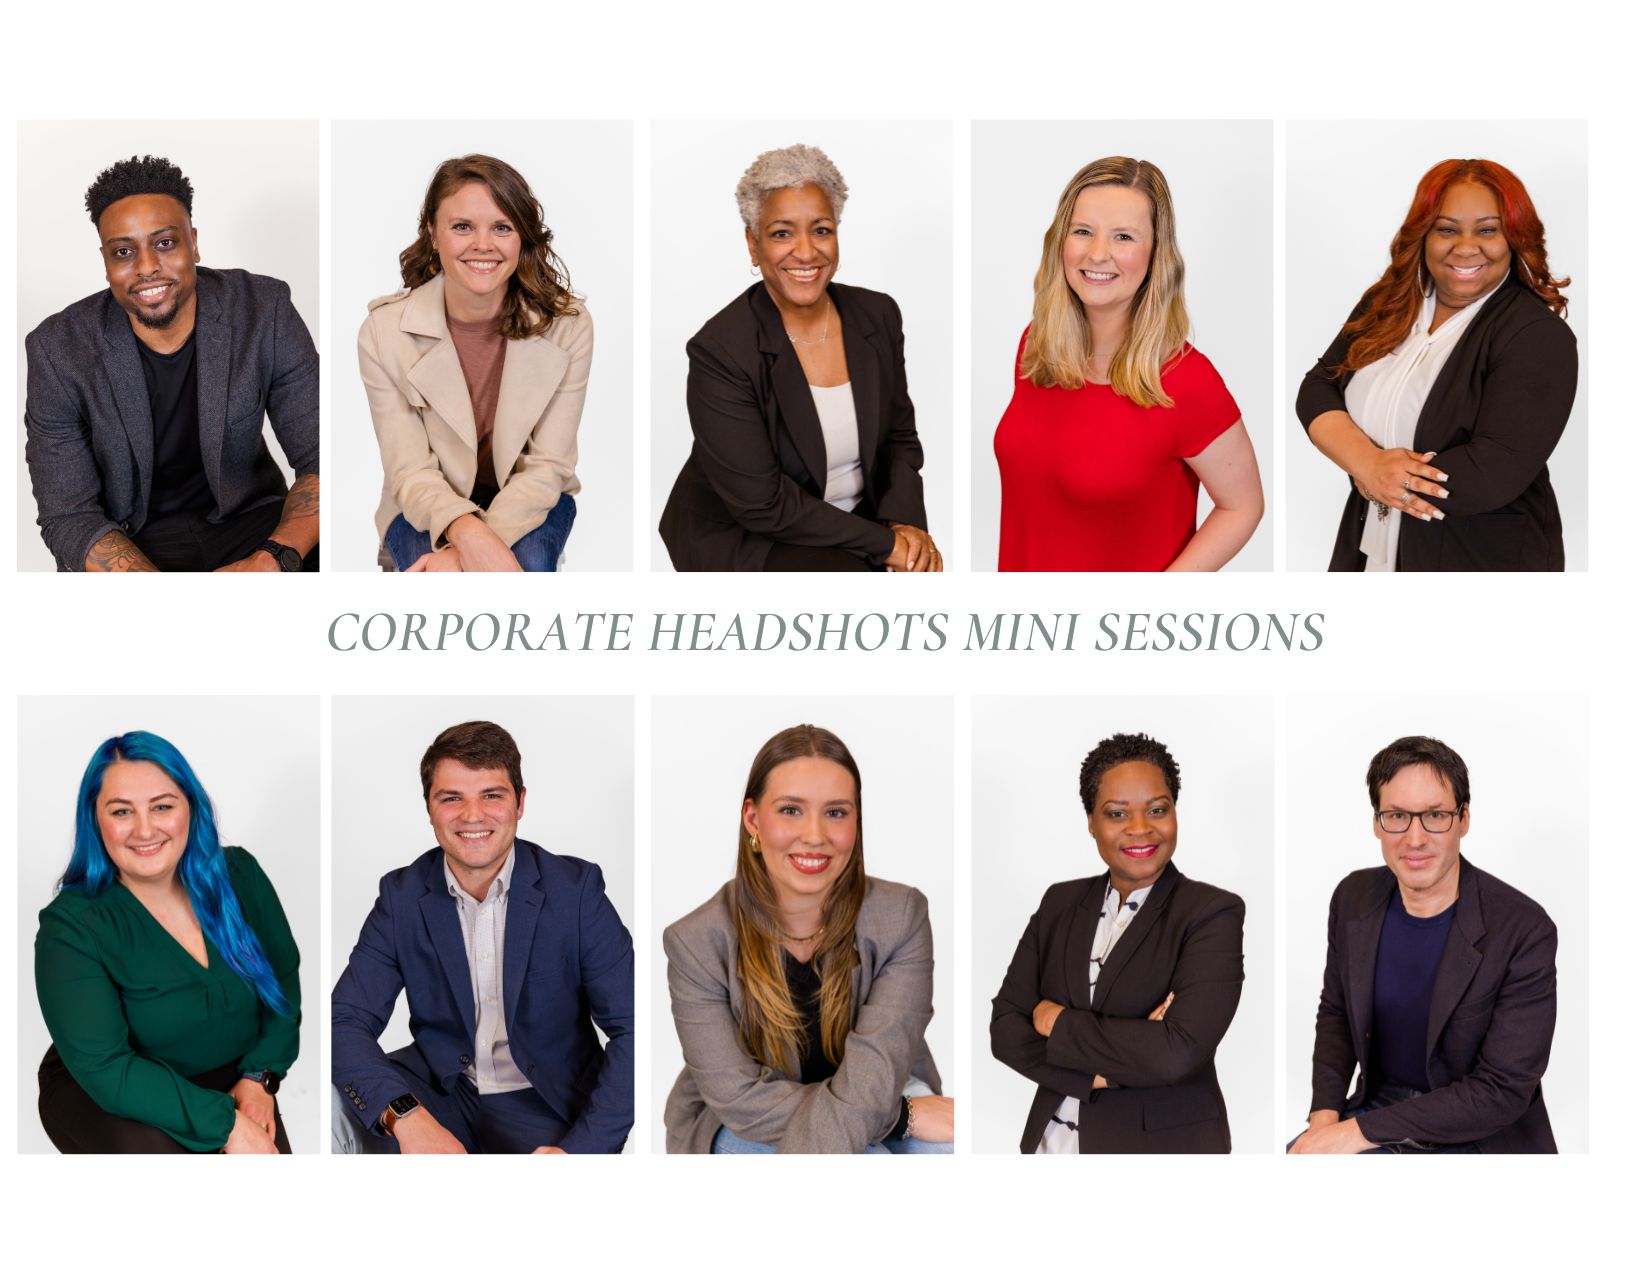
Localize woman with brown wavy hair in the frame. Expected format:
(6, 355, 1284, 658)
(1297, 158, 1578, 571)
(359, 154, 592, 572)
(662, 724, 953, 1153)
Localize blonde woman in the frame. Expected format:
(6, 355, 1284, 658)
(994, 157, 1263, 571)
(662, 725, 953, 1153)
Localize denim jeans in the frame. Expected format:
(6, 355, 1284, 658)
(710, 1077, 953, 1154)
(385, 495, 576, 572)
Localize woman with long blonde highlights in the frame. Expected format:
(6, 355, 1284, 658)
(663, 724, 952, 1153)
(995, 156, 1263, 572)
(1297, 158, 1577, 571)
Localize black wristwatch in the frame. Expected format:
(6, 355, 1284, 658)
(258, 539, 303, 572)
(240, 1069, 281, 1095)
(379, 1092, 421, 1135)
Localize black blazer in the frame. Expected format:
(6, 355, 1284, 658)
(990, 861, 1245, 1153)
(1310, 855, 1558, 1153)
(658, 282, 928, 571)
(22, 267, 320, 572)
(1296, 277, 1577, 571)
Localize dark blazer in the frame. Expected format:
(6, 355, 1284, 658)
(658, 282, 928, 571)
(1310, 855, 1558, 1153)
(331, 840, 634, 1154)
(23, 266, 320, 571)
(1296, 277, 1577, 571)
(990, 861, 1245, 1153)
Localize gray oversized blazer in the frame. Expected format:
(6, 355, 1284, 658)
(663, 876, 943, 1153)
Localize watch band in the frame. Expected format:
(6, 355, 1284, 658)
(258, 539, 302, 572)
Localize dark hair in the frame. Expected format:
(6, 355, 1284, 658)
(420, 721, 524, 801)
(1366, 735, 1470, 810)
(398, 154, 578, 340)
(85, 155, 194, 227)
(1079, 732, 1181, 814)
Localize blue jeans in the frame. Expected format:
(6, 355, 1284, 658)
(710, 1078, 953, 1154)
(385, 495, 576, 572)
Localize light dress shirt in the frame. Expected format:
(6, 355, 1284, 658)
(809, 381, 864, 511)
(443, 846, 533, 1094)
(1345, 274, 1506, 571)
(1035, 880, 1154, 1154)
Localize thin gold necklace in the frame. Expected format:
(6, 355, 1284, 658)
(786, 304, 835, 347)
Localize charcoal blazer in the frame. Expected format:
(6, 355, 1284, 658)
(991, 860, 1245, 1153)
(1310, 855, 1558, 1153)
(663, 876, 943, 1153)
(331, 839, 634, 1154)
(658, 282, 928, 570)
(23, 267, 319, 571)
(1296, 276, 1577, 571)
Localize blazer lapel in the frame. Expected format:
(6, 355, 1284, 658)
(1425, 857, 1485, 1066)
(754, 288, 827, 490)
(1343, 874, 1393, 1067)
(502, 842, 543, 1030)
(492, 336, 571, 485)
(837, 289, 882, 489)
(1090, 862, 1180, 1009)
(193, 273, 230, 496)
(100, 298, 153, 510)
(1063, 877, 1109, 1007)
(417, 861, 477, 1029)
(403, 276, 478, 450)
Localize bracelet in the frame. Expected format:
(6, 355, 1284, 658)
(904, 1094, 916, 1139)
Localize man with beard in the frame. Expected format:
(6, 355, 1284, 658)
(23, 154, 320, 571)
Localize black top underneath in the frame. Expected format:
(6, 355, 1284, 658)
(136, 330, 212, 518)
(783, 950, 909, 1141)
(1372, 890, 1457, 1092)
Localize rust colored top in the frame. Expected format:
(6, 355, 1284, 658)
(447, 314, 508, 505)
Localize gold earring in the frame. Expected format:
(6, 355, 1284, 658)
(749, 832, 761, 854)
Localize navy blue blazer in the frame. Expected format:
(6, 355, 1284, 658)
(331, 840, 634, 1153)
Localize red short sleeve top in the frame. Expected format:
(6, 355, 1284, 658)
(993, 335, 1241, 571)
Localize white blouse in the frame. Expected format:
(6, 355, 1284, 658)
(809, 382, 864, 512)
(1344, 275, 1506, 571)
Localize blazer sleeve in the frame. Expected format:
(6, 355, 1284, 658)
(1424, 317, 1578, 517)
(1355, 913, 1558, 1148)
(228, 849, 302, 1078)
(870, 296, 927, 529)
(265, 282, 320, 478)
(329, 878, 414, 1133)
(35, 907, 236, 1152)
(483, 308, 593, 549)
(557, 862, 635, 1154)
(1309, 880, 1361, 1115)
(358, 315, 481, 545)
(988, 890, 1112, 1101)
(22, 331, 120, 572)
(685, 330, 896, 563)
(1043, 891, 1245, 1087)
(1294, 304, 1361, 431)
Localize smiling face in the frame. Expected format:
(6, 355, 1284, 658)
(742, 756, 858, 911)
(1088, 760, 1178, 900)
(98, 193, 200, 335)
(96, 759, 192, 887)
(1424, 181, 1513, 317)
(430, 181, 521, 317)
(746, 183, 839, 312)
(427, 758, 524, 881)
(1375, 763, 1468, 905)
(1062, 183, 1154, 316)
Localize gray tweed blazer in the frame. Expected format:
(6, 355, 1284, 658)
(663, 876, 943, 1153)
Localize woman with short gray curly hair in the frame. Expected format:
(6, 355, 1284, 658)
(659, 143, 941, 572)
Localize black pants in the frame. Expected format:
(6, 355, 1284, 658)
(763, 543, 880, 572)
(38, 1045, 291, 1154)
(133, 499, 319, 572)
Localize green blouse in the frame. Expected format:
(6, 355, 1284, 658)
(35, 846, 302, 1153)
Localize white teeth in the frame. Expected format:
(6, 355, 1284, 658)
(459, 831, 491, 840)
(784, 267, 820, 278)
(791, 855, 828, 868)
(1081, 270, 1119, 282)
(137, 286, 168, 297)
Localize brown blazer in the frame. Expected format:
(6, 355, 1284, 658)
(662, 876, 943, 1153)
(358, 275, 593, 549)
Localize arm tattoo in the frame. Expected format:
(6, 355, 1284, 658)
(85, 530, 159, 573)
(283, 473, 320, 520)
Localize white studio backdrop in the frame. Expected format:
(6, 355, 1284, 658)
(14, 120, 321, 572)
(1282, 695, 1588, 1151)
(649, 120, 955, 571)
(15, 695, 322, 1153)
(1284, 120, 1588, 571)
(970, 120, 1275, 573)
(650, 695, 956, 1144)
(971, 695, 1276, 1153)
(329, 120, 635, 572)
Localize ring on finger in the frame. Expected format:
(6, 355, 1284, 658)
(1401, 490, 1412, 504)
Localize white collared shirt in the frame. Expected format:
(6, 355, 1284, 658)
(1035, 880, 1154, 1155)
(443, 846, 534, 1094)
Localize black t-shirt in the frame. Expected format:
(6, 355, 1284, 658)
(135, 330, 212, 518)
(782, 948, 910, 1141)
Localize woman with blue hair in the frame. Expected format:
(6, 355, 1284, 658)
(35, 731, 302, 1153)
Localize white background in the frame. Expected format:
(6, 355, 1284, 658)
(649, 120, 954, 570)
(1285, 120, 1588, 570)
(972, 696, 1275, 1153)
(649, 695, 954, 1140)
(14, 696, 321, 1153)
(970, 120, 1275, 572)
(0, 1, 1643, 1271)
(1283, 696, 1588, 1150)
(329, 121, 634, 571)
(14, 120, 320, 572)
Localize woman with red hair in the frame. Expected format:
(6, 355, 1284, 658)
(1297, 159, 1577, 571)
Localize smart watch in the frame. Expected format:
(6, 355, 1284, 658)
(380, 1092, 421, 1135)
(240, 1069, 281, 1095)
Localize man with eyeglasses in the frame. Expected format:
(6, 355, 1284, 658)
(1289, 735, 1558, 1153)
